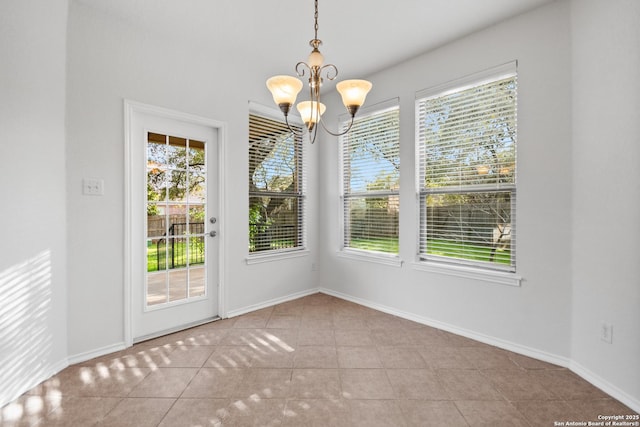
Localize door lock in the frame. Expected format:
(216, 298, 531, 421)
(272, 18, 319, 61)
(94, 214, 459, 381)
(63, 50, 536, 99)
(209, 217, 217, 224)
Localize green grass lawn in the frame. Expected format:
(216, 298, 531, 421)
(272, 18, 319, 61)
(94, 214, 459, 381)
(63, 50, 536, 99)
(147, 239, 204, 272)
(427, 238, 511, 264)
(248, 239, 298, 253)
(347, 237, 511, 265)
(349, 237, 399, 253)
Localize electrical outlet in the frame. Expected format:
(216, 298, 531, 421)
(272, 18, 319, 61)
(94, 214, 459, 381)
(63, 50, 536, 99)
(311, 262, 317, 272)
(600, 322, 613, 344)
(83, 178, 104, 196)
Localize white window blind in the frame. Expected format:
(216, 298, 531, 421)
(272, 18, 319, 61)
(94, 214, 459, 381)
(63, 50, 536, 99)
(416, 63, 517, 271)
(249, 113, 305, 253)
(340, 101, 400, 254)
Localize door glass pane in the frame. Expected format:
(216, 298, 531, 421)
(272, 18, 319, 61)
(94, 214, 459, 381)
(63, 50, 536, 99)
(187, 169, 206, 203)
(189, 205, 205, 225)
(189, 265, 205, 298)
(167, 206, 188, 236)
(147, 203, 165, 238)
(146, 133, 207, 307)
(147, 236, 168, 306)
(147, 133, 167, 165)
(147, 167, 166, 202)
(147, 238, 166, 272)
(168, 237, 188, 302)
(167, 170, 187, 202)
(147, 270, 167, 306)
(167, 136, 187, 168)
(188, 235, 205, 298)
(187, 235, 204, 264)
(188, 139, 205, 166)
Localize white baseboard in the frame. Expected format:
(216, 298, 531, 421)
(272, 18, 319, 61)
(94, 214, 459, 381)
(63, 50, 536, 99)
(319, 287, 639, 414)
(569, 360, 640, 413)
(67, 341, 128, 365)
(319, 287, 569, 367)
(226, 287, 320, 318)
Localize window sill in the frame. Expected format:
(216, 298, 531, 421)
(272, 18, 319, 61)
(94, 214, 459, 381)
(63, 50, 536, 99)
(337, 249, 403, 267)
(246, 249, 309, 265)
(412, 261, 522, 287)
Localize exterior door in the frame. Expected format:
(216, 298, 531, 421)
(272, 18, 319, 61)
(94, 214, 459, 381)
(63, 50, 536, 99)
(128, 106, 220, 341)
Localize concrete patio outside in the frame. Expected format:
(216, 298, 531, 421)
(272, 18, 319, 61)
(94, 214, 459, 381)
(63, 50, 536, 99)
(146, 266, 205, 306)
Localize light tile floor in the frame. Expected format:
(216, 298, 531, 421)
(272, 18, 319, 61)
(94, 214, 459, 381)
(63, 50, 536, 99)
(1, 293, 637, 426)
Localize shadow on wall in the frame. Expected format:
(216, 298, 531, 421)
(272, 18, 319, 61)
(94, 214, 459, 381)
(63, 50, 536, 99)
(0, 251, 57, 422)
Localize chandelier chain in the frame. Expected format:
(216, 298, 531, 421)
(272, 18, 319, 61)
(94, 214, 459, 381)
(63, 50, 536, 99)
(314, 0, 319, 40)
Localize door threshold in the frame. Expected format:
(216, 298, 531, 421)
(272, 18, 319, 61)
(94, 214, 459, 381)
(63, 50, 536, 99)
(133, 315, 222, 344)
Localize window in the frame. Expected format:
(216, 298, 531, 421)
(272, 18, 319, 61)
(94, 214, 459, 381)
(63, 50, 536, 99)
(416, 62, 517, 272)
(340, 100, 400, 255)
(248, 112, 305, 254)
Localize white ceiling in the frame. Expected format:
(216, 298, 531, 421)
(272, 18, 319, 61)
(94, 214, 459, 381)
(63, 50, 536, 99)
(74, 0, 555, 80)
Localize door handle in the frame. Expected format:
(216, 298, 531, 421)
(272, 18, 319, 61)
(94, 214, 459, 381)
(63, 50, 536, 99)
(209, 230, 217, 237)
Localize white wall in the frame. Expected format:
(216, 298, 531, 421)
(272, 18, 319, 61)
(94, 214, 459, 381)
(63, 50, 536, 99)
(319, 0, 640, 410)
(570, 0, 640, 408)
(320, 0, 573, 360)
(0, 0, 69, 407)
(65, 2, 319, 357)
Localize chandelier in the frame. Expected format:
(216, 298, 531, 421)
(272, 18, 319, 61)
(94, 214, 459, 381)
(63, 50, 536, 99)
(266, 0, 372, 144)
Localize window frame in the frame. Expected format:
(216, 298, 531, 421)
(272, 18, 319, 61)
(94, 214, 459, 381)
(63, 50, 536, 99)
(246, 102, 308, 264)
(414, 62, 521, 284)
(338, 98, 401, 266)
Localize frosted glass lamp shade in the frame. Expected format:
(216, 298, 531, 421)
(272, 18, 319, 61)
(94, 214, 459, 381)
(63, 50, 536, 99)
(336, 79, 372, 110)
(266, 75, 303, 106)
(296, 101, 326, 128)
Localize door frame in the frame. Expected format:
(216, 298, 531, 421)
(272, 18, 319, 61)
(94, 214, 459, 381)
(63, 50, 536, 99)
(123, 99, 227, 347)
